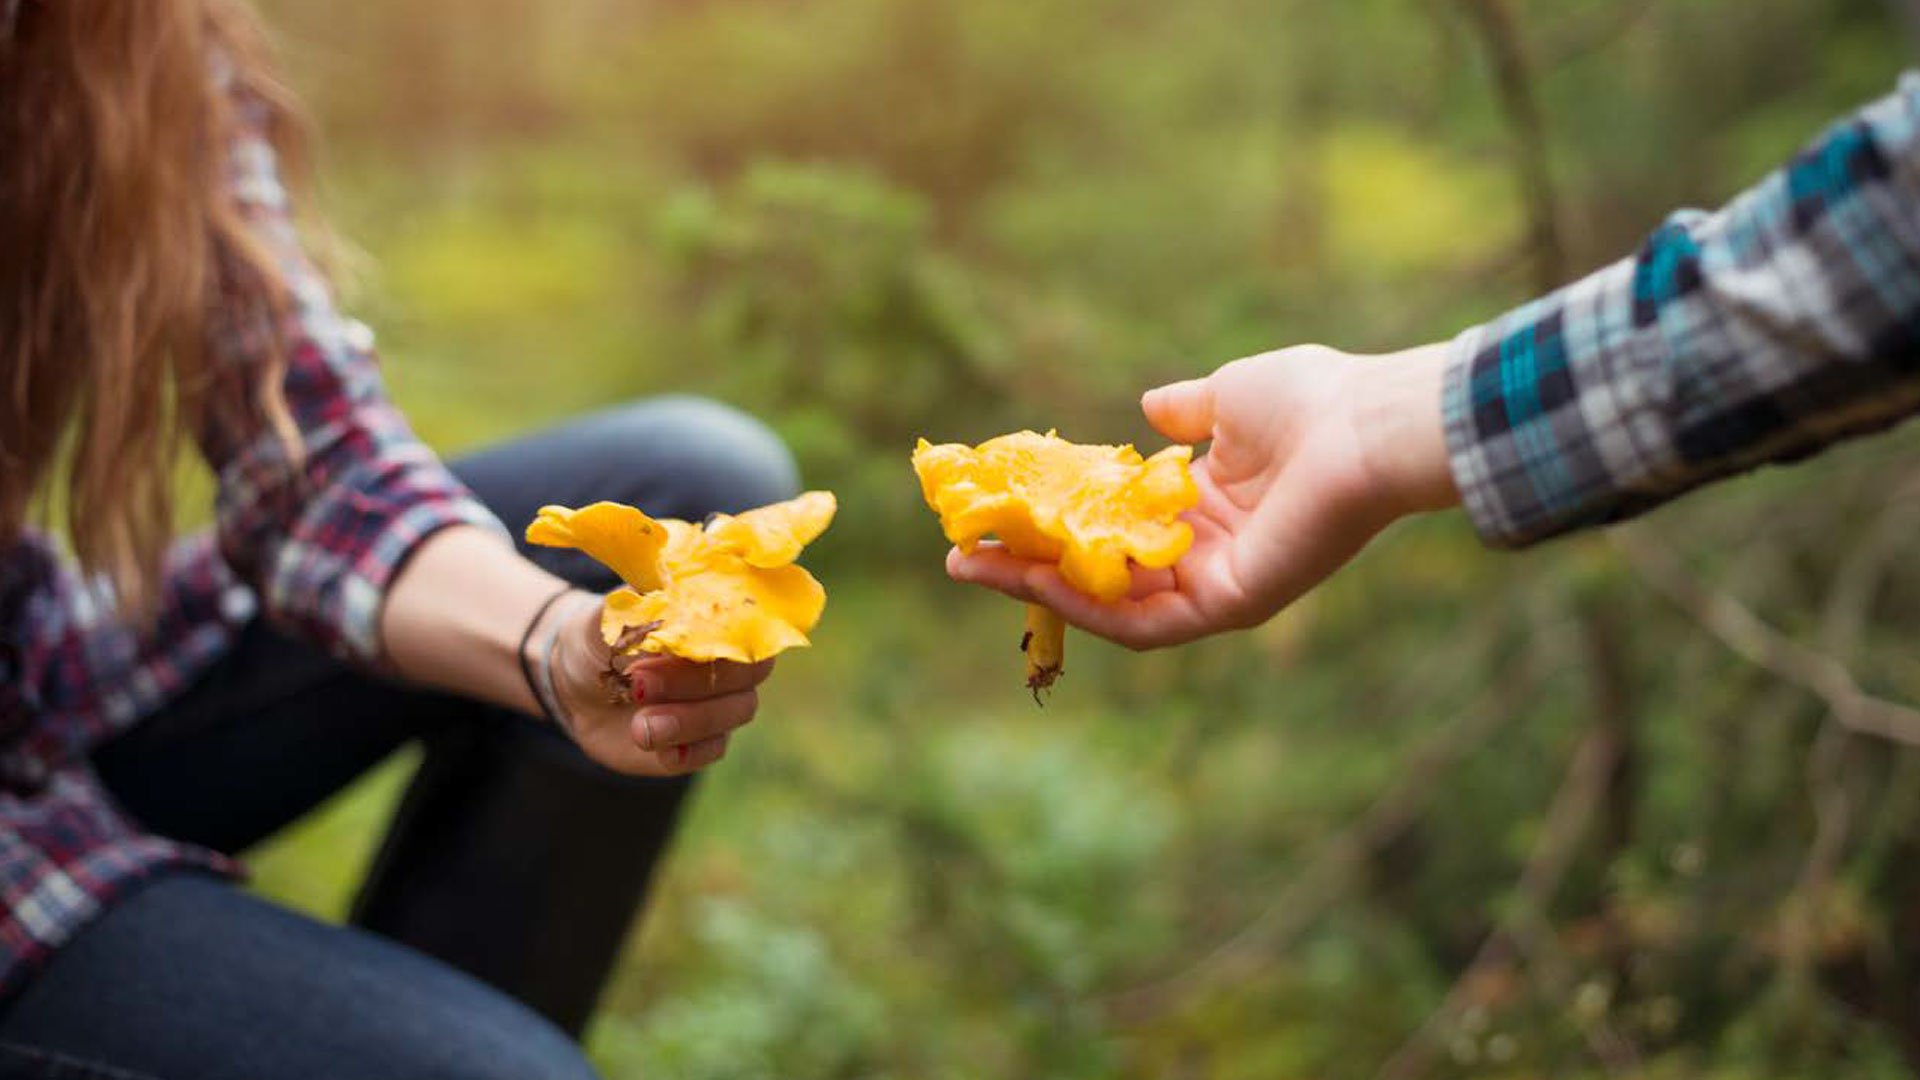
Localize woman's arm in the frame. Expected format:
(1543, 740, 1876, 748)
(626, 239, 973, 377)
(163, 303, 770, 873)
(203, 95, 757, 775)
(379, 527, 765, 774)
(952, 73, 1920, 647)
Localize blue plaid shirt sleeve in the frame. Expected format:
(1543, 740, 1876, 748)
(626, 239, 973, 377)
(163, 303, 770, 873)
(199, 98, 508, 662)
(1442, 73, 1920, 548)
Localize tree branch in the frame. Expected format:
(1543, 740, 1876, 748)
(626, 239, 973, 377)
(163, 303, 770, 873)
(1105, 636, 1557, 1022)
(1452, 0, 1567, 291)
(1775, 484, 1920, 987)
(1374, 721, 1641, 1080)
(1612, 528, 1920, 747)
(1884, 0, 1920, 58)
(1372, 601, 1643, 1080)
(1536, 0, 1661, 67)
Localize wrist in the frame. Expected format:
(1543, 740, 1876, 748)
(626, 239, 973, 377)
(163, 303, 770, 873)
(525, 589, 605, 726)
(557, 591, 613, 700)
(518, 585, 578, 720)
(1348, 342, 1460, 518)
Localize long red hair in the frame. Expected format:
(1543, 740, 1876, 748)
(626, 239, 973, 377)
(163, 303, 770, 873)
(0, 0, 307, 613)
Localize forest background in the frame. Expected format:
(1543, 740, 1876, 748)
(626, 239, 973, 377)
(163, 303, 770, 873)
(245, 1, 1920, 1075)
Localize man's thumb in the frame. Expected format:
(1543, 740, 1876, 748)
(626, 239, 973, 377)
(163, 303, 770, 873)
(1141, 378, 1215, 444)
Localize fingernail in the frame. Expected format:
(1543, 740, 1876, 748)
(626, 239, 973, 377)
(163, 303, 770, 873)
(639, 710, 680, 749)
(629, 671, 656, 703)
(677, 744, 691, 765)
(636, 711, 657, 751)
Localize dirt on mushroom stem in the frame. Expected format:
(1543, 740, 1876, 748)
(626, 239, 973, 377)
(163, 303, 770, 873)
(1023, 604, 1065, 702)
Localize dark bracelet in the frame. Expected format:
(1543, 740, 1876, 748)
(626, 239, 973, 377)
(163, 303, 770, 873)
(535, 595, 588, 735)
(517, 585, 575, 723)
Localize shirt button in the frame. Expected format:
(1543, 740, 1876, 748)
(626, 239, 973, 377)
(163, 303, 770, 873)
(344, 319, 377, 352)
(220, 584, 256, 624)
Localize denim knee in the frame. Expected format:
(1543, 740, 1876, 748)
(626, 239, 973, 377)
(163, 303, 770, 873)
(610, 395, 801, 515)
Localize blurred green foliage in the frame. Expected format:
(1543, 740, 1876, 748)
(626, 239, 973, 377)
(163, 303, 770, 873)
(242, 0, 1920, 1075)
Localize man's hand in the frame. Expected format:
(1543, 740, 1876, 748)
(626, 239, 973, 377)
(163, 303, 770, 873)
(948, 343, 1459, 648)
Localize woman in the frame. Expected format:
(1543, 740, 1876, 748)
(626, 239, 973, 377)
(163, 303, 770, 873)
(1, 2, 790, 1077)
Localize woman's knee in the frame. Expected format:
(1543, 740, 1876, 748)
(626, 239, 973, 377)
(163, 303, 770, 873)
(382, 1007, 602, 1080)
(603, 395, 802, 516)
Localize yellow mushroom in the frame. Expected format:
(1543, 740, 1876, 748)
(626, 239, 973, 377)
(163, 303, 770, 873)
(526, 492, 835, 667)
(912, 431, 1198, 698)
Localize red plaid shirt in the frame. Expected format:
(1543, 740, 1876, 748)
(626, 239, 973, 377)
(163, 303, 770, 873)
(0, 93, 504, 998)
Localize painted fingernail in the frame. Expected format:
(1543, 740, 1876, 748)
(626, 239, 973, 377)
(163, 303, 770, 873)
(637, 712, 657, 751)
(629, 671, 655, 703)
(677, 744, 691, 765)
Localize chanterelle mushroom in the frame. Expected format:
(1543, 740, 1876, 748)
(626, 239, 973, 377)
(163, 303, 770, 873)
(526, 491, 835, 667)
(912, 431, 1197, 697)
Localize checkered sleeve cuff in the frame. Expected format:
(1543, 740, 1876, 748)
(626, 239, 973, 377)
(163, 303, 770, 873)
(1441, 254, 1675, 548)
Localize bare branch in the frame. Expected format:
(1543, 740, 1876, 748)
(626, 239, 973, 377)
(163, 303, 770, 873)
(1105, 637, 1557, 1022)
(1536, 0, 1661, 67)
(1774, 485, 1920, 987)
(1452, 0, 1567, 291)
(1374, 721, 1639, 1080)
(1612, 529, 1920, 746)
(1885, 0, 1920, 58)
(1373, 600, 1644, 1080)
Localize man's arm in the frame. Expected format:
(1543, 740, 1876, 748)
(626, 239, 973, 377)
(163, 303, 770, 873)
(1447, 74, 1920, 546)
(949, 74, 1920, 648)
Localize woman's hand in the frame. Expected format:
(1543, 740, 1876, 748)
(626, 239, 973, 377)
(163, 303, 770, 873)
(948, 343, 1460, 648)
(542, 592, 772, 776)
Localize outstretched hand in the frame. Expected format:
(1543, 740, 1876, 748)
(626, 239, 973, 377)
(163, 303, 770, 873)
(948, 343, 1459, 649)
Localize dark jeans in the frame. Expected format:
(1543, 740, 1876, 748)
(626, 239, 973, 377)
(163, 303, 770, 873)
(0, 397, 801, 1080)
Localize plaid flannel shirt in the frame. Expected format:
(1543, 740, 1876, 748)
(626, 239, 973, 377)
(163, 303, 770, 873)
(0, 90, 505, 997)
(1445, 74, 1920, 547)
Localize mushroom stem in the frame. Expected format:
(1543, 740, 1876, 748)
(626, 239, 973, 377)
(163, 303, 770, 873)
(1022, 603, 1065, 700)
